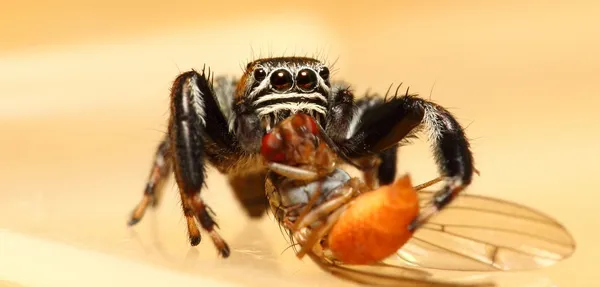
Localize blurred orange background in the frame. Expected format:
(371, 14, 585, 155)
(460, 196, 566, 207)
(0, 1, 598, 286)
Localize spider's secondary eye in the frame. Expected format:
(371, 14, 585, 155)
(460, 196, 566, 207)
(253, 68, 267, 82)
(270, 69, 293, 92)
(318, 67, 330, 80)
(296, 69, 318, 92)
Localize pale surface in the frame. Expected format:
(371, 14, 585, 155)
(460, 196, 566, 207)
(0, 1, 598, 286)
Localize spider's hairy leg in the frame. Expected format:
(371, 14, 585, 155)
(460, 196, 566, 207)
(343, 94, 475, 222)
(376, 145, 398, 185)
(128, 137, 172, 225)
(338, 95, 400, 187)
(324, 86, 393, 184)
(356, 96, 401, 187)
(324, 86, 355, 144)
(168, 69, 236, 257)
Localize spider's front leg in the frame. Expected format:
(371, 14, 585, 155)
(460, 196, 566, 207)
(169, 69, 239, 257)
(130, 68, 238, 257)
(325, 87, 399, 187)
(343, 94, 475, 225)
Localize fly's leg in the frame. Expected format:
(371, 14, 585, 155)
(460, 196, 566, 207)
(296, 206, 349, 259)
(266, 162, 319, 181)
(410, 168, 481, 231)
(414, 176, 444, 191)
(294, 177, 364, 230)
(414, 168, 480, 192)
(293, 178, 366, 259)
(128, 137, 172, 225)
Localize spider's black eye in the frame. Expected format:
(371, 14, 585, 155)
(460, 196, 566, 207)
(270, 69, 293, 92)
(318, 67, 330, 80)
(296, 68, 318, 92)
(253, 68, 267, 82)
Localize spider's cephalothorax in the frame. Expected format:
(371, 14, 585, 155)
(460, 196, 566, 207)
(230, 57, 332, 153)
(127, 56, 475, 259)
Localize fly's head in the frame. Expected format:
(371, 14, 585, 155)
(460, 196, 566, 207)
(261, 113, 337, 173)
(232, 57, 332, 153)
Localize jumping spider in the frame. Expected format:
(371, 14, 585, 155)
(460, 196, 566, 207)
(127, 56, 475, 258)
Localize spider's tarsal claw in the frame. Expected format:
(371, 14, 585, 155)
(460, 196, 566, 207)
(221, 245, 231, 258)
(209, 230, 230, 258)
(127, 215, 141, 226)
(128, 194, 154, 226)
(185, 214, 202, 246)
(190, 234, 202, 246)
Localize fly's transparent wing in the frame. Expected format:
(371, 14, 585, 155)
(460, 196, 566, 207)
(389, 191, 576, 272)
(307, 253, 496, 287)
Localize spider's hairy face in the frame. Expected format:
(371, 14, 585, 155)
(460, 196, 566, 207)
(232, 57, 332, 153)
(238, 57, 332, 128)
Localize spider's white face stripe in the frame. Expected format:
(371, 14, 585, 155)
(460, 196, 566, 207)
(255, 102, 327, 117)
(252, 92, 328, 106)
(186, 75, 206, 126)
(229, 62, 332, 133)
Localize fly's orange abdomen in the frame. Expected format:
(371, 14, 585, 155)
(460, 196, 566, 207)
(327, 175, 419, 265)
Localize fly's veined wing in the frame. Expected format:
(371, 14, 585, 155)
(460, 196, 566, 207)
(389, 191, 576, 272)
(306, 253, 496, 287)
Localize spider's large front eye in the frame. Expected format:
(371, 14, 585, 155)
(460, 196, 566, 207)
(318, 67, 330, 80)
(270, 69, 293, 92)
(296, 68, 318, 92)
(253, 67, 267, 82)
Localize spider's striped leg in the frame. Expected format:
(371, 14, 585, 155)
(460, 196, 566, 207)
(330, 92, 401, 187)
(128, 137, 172, 225)
(343, 94, 475, 223)
(159, 68, 238, 257)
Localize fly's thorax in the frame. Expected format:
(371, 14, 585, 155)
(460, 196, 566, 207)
(260, 112, 333, 172)
(265, 168, 351, 224)
(283, 134, 337, 174)
(313, 141, 338, 175)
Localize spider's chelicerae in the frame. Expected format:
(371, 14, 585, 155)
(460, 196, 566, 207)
(127, 56, 474, 257)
